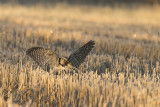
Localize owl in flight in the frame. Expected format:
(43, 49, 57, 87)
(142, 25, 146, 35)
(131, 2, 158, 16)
(26, 40, 95, 72)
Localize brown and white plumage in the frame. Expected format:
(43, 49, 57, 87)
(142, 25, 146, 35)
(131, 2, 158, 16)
(26, 40, 95, 72)
(68, 40, 95, 68)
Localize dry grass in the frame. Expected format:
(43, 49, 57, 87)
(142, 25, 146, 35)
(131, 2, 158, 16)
(0, 3, 160, 107)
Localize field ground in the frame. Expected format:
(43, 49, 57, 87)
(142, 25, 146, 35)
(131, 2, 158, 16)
(0, 3, 160, 107)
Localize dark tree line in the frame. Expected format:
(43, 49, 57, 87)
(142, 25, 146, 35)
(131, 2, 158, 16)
(0, 0, 160, 5)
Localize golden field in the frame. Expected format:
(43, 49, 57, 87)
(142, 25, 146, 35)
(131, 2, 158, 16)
(0, 3, 160, 107)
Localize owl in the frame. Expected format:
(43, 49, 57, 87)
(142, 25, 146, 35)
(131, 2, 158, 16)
(26, 40, 95, 72)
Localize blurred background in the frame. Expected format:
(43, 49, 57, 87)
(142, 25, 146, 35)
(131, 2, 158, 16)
(0, 0, 160, 68)
(0, 0, 160, 5)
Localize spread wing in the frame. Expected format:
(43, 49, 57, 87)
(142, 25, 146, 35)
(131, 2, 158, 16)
(26, 47, 59, 72)
(67, 40, 95, 68)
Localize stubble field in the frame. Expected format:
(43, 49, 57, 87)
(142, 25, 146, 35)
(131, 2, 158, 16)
(0, 3, 160, 107)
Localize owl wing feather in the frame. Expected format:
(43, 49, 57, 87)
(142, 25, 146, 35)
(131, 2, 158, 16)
(67, 40, 95, 68)
(26, 47, 59, 72)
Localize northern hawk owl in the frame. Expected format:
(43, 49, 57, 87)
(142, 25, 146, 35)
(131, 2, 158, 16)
(26, 40, 95, 72)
